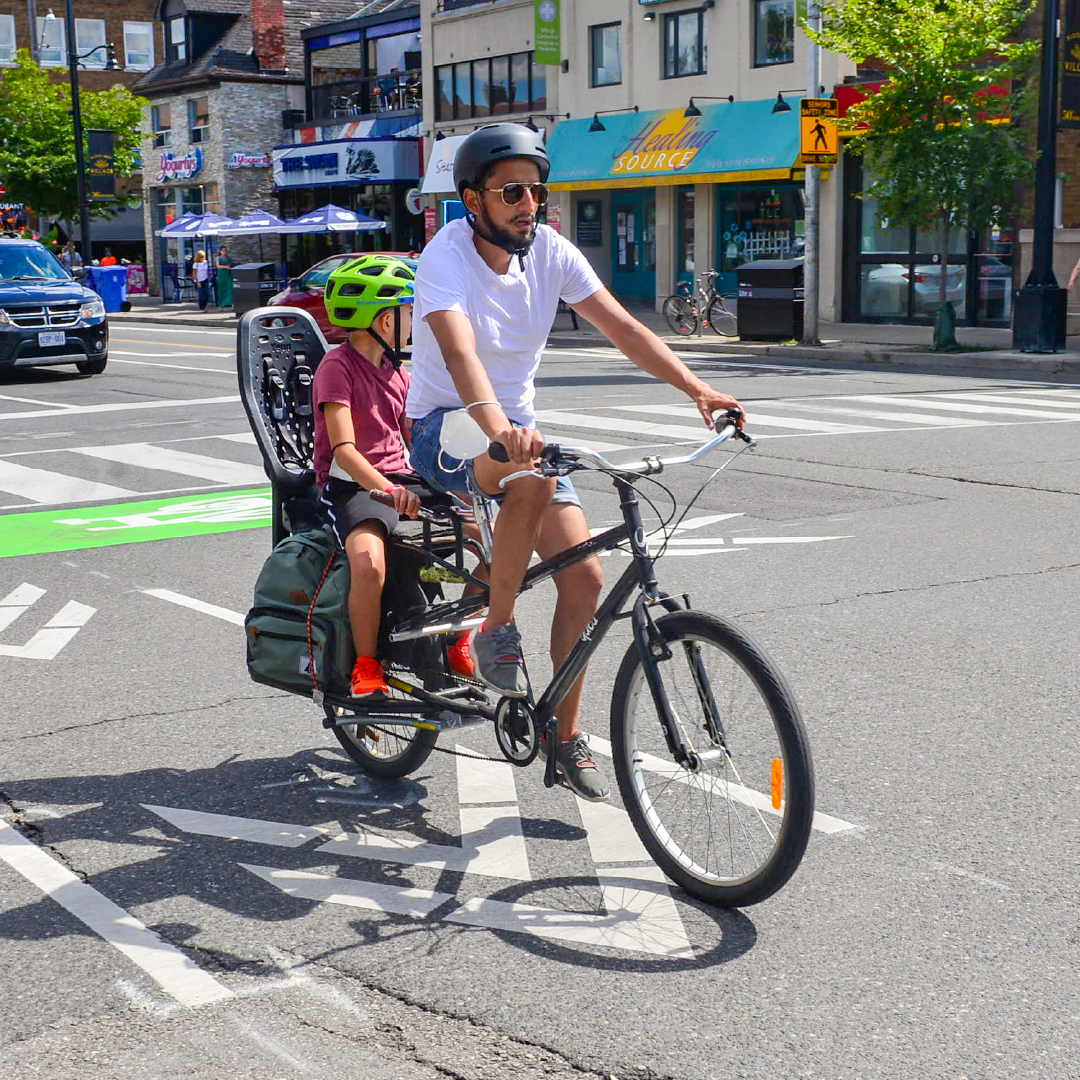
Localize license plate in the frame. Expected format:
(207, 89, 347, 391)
(38, 331, 65, 347)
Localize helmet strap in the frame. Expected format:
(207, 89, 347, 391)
(367, 307, 405, 369)
(465, 193, 536, 270)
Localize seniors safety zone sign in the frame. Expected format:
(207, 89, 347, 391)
(272, 138, 420, 188)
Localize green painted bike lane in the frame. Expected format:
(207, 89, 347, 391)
(0, 489, 272, 559)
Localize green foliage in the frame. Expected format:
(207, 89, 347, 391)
(809, 0, 1039, 239)
(0, 50, 147, 222)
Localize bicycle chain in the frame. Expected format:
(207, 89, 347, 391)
(362, 725, 508, 763)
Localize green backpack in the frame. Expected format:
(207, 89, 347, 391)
(245, 525, 355, 697)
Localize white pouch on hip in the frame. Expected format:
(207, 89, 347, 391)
(438, 408, 490, 472)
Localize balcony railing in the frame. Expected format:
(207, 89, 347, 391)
(310, 72, 421, 123)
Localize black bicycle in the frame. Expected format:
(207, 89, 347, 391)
(239, 308, 814, 908)
(662, 270, 739, 338)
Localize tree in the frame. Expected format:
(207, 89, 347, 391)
(809, 0, 1039, 347)
(0, 50, 147, 224)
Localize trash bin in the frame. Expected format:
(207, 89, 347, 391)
(87, 265, 128, 312)
(736, 258, 804, 341)
(233, 262, 280, 316)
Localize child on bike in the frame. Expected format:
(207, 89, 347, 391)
(314, 255, 475, 698)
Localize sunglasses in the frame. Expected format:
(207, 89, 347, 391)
(479, 182, 549, 207)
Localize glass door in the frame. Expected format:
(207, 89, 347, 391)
(611, 190, 656, 303)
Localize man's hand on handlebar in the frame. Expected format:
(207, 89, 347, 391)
(491, 425, 545, 465)
(693, 388, 746, 430)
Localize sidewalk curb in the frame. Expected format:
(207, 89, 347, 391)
(545, 334, 1080, 375)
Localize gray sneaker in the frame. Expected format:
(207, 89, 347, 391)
(470, 621, 528, 698)
(541, 732, 611, 802)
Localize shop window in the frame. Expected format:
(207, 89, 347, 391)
(151, 103, 171, 148)
(436, 65, 454, 121)
(168, 16, 186, 63)
(188, 97, 209, 142)
(590, 23, 621, 88)
(472, 58, 490, 118)
(75, 19, 107, 68)
(36, 16, 66, 66)
(0, 15, 15, 65)
(754, 0, 794, 67)
(510, 52, 529, 112)
(490, 55, 510, 115)
(718, 186, 803, 279)
(679, 187, 695, 275)
(664, 10, 706, 79)
(153, 187, 177, 228)
(124, 21, 155, 71)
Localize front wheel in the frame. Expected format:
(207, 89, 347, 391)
(610, 611, 814, 907)
(707, 295, 738, 338)
(76, 357, 108, 375)
(662, 295, 697, 336)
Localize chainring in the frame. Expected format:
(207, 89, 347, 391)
(494, 697, 539, 766)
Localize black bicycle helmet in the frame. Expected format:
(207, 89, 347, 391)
(453, 123, 550, 199)
(453, 123, 551, 267)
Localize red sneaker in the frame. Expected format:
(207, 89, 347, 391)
(351, 656, 388, 698)
(447, 630, 476, 678)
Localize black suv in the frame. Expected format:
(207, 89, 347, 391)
(0, 237, 109, 375)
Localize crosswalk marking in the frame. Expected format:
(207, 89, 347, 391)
(615, 402, 883, 434)
(534, 409, 705, 443)
(848, 395, 1080, 420)
(0, 458, 135, 503)
(924, 392, 1080, 411)
(70, 443, 267, 486)
(753, 400, 991, 427)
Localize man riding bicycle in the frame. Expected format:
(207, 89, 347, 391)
(406, 122, 744, 802)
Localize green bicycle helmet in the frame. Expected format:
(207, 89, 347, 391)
(324, 254, 415, 331)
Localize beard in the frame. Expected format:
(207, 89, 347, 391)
(477, 203, 537, 254)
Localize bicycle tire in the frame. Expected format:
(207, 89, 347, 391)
(610, 610, 814, 908)
(662, 295, 697, 336)
(707, 295, 739, 338)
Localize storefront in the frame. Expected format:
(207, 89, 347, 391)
(272, 127, 422, 272)
(545, 99, 804, 308)
(835, 83, 1014, 327)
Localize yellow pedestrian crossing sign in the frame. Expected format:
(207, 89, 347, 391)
(800, 98, 839, 165)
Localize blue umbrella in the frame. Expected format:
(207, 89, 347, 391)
(279, 203, 388, 233)
(154, 212, 235, 238)
(217, 211, 289, 260)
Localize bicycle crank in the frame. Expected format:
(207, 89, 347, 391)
(494, 698, 539, 766)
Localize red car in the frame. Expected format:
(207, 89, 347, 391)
(267, 251, 418, 342)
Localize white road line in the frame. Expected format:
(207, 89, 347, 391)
(0, 817, 233, 1007)
(0, 395, 240, 422)
(114, 325, 235, 337)
(994, 387, 1080, 398)
(0, 583, 46, 633)
(848, 394, 1080, 420)
(575, 796, 652, 865)
(616, 402, 883, 434)
(751, 400, 991, 427)
(0, 458, 135, 503)
(216, 432, 257, 444)
(111, 351, 232, 358)
(0, 392, 70, 407)
(240, 864, 453, 917)
(71, 443, 266, 485)
(107, 357, 234, 374)
(143, 805, 328, 847)
(926, 392, 1080, 410)
(142, 589, 245, 626)
(588, 736, 857, 835)
(534, 409, 706, 443)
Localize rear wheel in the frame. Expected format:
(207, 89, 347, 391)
(662, 295, 697, 336)
(329, 702, 439, 778)
(707, 295, 738, 338)
(76, 357, 107, 375)
(610, 610, 814, 907)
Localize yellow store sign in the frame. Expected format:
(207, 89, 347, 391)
(611, 110, 720, 176)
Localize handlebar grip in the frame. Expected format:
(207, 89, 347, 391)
(488, 442, 510, 463)
(370, 489, 396, 507)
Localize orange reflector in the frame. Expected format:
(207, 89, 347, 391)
(771, 758, 783, 810)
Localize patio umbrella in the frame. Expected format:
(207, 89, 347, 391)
(217, 210, 289, 260)
(154, 212, 236, 238)
(278, 204, 388, 233)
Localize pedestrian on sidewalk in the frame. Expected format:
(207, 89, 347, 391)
(193, 250, 211, 310)
(215, 246, 234, 308)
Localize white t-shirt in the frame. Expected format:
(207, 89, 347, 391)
(407, 219, 603, 425)
(193, 260, 209, 282)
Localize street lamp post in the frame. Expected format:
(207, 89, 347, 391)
(61, 0, 117, 266)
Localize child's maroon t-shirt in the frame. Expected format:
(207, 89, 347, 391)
(313, 341, 411, 487)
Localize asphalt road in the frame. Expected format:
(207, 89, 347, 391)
(1, 323, 1078, 1079)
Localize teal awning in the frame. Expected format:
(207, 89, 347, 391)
(547, 98, 802, 190)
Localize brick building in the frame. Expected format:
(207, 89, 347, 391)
(0, 0, 161, 260)
(132, 0, 357, 295)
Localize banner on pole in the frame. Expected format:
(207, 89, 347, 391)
(1062, 0, 1080, 128)
(87, 129, 116, 200)
(534, 0, 561, 66)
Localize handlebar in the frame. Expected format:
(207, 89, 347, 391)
(487, 407, 752, 478)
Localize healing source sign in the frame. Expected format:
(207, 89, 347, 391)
(611, 111, 719, 176)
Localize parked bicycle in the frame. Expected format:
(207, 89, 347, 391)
(239, 308, 814, 909)
(663, 269, 739, 338)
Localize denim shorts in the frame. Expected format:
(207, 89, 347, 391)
(409, 407, 581, 508)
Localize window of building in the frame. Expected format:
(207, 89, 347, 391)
(663, 10, 706, 78)
(0, 15, 16, 65)
(436, 65, 454, 121)
(754, 0, 795, 67)
(75, 19, 107, 68)
(489, 55, 510, 115)
(434, 51, 544, 121)
(168, 16, 186, 63)
(188, 97, 209, 142)
(151, 103, 171, 148)
(472, 58, 490, 119)
(36, 16, 66, 66)
(590, 23, 621, 87)
(124, 21, 155, 70)
(679, 186, 695, 275)
(185, 183, 219, 216)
